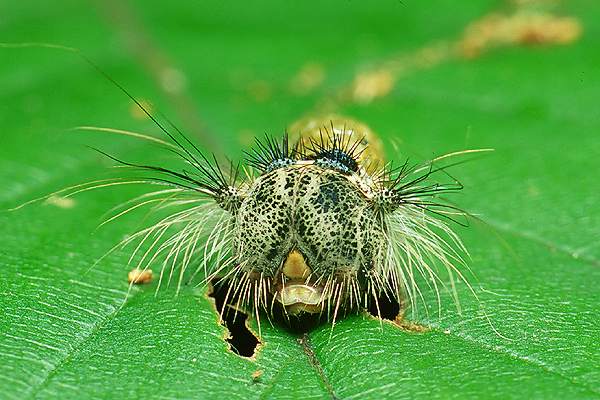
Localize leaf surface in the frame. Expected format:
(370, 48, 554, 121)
(1, 1, 598, 399)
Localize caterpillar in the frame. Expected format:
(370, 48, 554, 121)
(87, 114, 487, 331)
(208, 116, 484, 329)
(5, 43, 490, 332)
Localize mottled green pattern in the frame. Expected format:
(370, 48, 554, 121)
(1, 1, 598, 399)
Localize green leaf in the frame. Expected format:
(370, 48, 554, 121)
(1, 1, 598, 399)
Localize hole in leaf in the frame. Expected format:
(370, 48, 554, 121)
(367, 293, 430, 332)
(208, 279, 260, 358)
(367, 292, 401, 321)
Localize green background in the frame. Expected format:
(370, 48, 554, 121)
(1, 0, 598, 399)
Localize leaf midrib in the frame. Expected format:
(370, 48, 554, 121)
(24, 288, 133, 399)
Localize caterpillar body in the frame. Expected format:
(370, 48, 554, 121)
(115, 114, 477, 329)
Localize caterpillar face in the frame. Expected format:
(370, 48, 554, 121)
(198, 117, 475, 326)
(235, 164, 382, 316)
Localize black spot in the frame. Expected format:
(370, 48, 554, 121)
(315, 183, 340, 213)
(267, 246, 280, 260)
(284, 177, 294, 190)
(209, 279, 260, 358)
(297, 220, 307, 236)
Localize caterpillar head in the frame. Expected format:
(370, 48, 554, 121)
(109, 116, 474, 328)
(232, 163, 383, 320)
(209, 118, 471, 326)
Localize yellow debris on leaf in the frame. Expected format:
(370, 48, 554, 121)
(128, 268, 153, 284)
(44, 195, 75, 209)
(352, 69, 395, 104)
(290, 62, 325, 95)
(251, 369, 263, 382)
(460, 11, 582, 58)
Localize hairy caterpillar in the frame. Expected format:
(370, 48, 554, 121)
(6, 43, 491, 332)
(221, 116, 486, 329)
